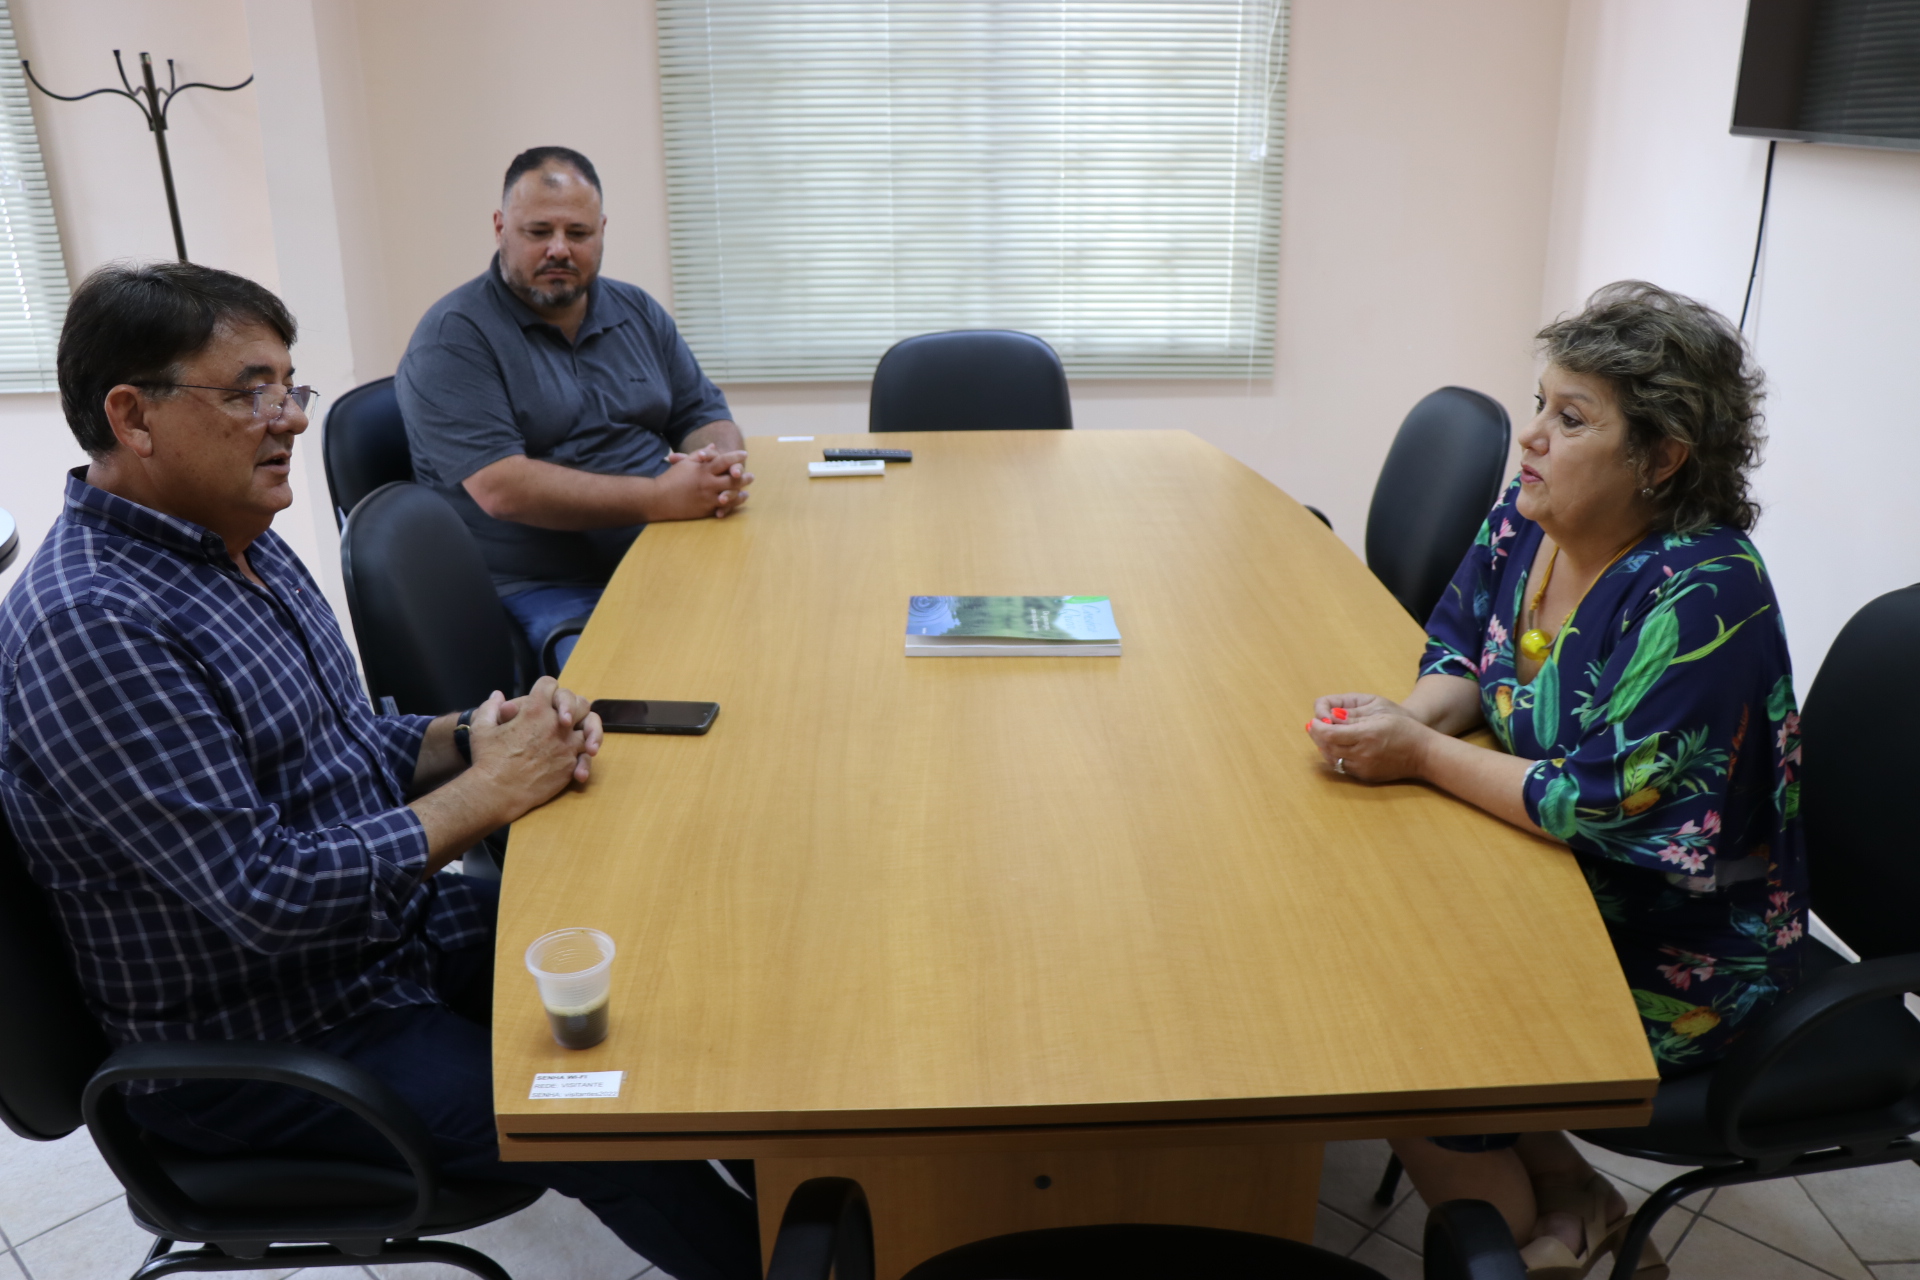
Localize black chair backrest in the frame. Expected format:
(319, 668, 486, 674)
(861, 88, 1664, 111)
(340, 482, 518, 716)
(322, 377, 414, 530)
(1800, 582, 1920, 961)
(899, 1223, 1384, 1280)
(1364, 386, 1512, 623)
(0, 814, 111, 1141)
(870, 330, 1073, 433)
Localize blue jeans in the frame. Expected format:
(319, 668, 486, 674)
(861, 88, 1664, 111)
(502, 584, 604, 673)
(127, 880, 759, 1280)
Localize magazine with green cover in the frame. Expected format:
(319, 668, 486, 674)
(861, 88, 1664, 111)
(905, 596, 1121, 656)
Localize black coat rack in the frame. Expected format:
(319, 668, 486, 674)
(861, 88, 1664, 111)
(21, 50, 253, 263)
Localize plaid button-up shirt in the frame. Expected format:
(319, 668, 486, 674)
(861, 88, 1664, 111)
(0, 472, 489, 1072)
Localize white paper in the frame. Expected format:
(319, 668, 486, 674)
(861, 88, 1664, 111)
(777, 435, 815, 442)
(529, 1070, 624, 1100)
(809, 460, 885, 476)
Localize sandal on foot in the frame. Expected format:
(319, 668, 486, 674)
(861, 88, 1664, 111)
(1519, 1233, 1603, 1280)
(1524, 1173, 1619, 1280)
(1518, 1232, 1661, 1280)
(1561, 1174, 1669, 1280)
(1537, 1173, 1621, 1254)
(1548, 1175, 1669, 1280)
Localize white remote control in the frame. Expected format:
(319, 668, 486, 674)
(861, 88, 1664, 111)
(808, 460, 886, 477)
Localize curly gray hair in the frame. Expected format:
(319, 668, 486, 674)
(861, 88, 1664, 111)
(1537, 281, 1765, 535)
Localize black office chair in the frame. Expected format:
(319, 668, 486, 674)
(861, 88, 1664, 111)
(869, 330, 1073, 433)
(0, 814, 539, 1280)
(1569, 581, 1920, 1279)
(340, 482, 584, 714)
(765, 1177, 1525, 1280)
(1362, 387, 1511, 623)
(341, 482, 584, 876)
(340, 482, 525, 715)
(322, 376, 414, 530)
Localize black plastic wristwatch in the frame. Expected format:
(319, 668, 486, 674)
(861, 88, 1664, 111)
(453, 706, 475, 765)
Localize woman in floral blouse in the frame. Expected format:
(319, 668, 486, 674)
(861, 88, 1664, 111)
(1306, 282, 1801, 1279)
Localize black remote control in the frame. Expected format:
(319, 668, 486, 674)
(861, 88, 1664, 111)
(823, 448, 913, 462)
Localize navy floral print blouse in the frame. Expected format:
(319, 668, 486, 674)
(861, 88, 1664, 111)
(1423, 480, 1807, 1076)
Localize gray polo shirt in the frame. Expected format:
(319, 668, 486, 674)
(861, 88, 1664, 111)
(394, 257, 732, 594)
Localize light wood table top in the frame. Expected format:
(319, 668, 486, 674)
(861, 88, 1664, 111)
(493, 429, 1655, 1159)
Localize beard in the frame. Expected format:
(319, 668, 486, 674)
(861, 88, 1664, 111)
(502, 258, 590, 310)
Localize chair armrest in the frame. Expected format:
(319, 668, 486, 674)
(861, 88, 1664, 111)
(766, 1176, 874, 1280)
(1423, 1200, 1525, 1280)
(82, 1039, 440, 1239)
(540, 615, 592, 677)
(1708, 950, 1920, 1159)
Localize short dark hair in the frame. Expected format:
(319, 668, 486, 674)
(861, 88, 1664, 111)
(502, 146, 602, 202)
(1537, 280, 1765, 535)
(57, 261, 298, 458)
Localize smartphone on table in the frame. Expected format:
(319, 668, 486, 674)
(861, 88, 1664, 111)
(589, 700, 720, 735)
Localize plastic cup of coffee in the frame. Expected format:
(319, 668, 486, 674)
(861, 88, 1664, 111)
(525, 928, 616, 1050)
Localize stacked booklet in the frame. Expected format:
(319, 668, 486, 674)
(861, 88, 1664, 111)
(905, 596, 1122, 657)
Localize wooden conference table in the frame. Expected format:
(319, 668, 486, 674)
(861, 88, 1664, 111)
(492, 429, 1655, 1275)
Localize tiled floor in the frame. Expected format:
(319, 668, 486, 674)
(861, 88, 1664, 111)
(0, 1124, 655, 1280)
(5, 1122, 1917, 1279)
(1316, 1137, 1920, 1280)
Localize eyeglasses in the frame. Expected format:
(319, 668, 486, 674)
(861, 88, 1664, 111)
(136, 382, 320, 423)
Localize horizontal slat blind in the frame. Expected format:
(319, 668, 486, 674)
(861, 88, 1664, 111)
(0, 2, 68, 393)
(658, 1, 1286, 380)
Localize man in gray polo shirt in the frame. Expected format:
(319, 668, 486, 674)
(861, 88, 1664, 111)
(396, 147, 752, 663)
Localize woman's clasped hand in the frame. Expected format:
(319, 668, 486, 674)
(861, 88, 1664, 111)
(1303, 694, 1430, 782)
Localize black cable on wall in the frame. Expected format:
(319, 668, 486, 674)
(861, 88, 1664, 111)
(1740, 139, 1779, 334)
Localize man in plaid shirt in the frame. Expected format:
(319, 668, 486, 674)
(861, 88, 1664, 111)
(0, 263, 757, 1280)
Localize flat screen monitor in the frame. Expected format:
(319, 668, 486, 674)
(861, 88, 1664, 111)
(1733, 0, 1920, 151)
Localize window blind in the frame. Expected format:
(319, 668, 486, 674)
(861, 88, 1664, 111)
(657, 1, 1287, 381)
(0, 3, 67, 393)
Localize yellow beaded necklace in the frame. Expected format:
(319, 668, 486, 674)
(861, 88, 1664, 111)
(1517, 535, 1644, 663)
